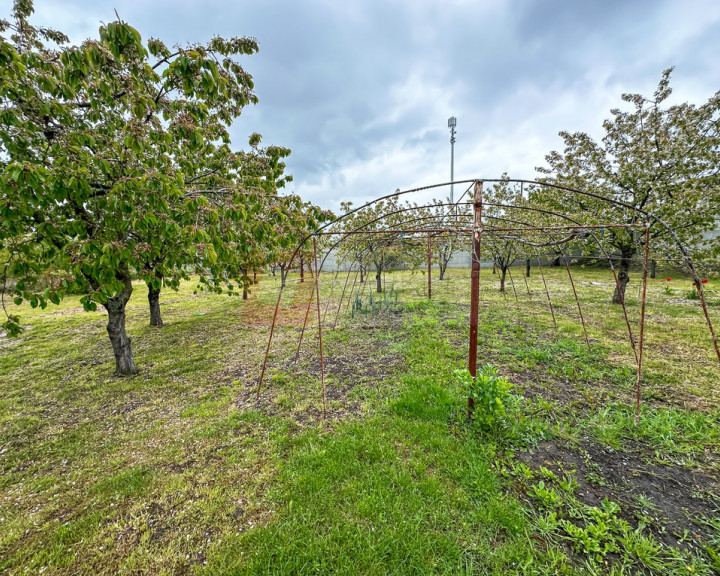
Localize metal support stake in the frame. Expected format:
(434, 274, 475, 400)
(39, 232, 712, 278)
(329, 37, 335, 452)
(563, 254, 591, 351)
(675, 243, 720, 366)
(342, 268, 361, 319)
(294, 270, 317, 365)
(695, 283, 720, 366)
(332, 266, 355, 329)
(468, 181, 483, 419)
(322, 255, 346, 324)
(257, 283, 283, 401)
(536, 256, 557, 329)
(636, 223, 650, 426)
(521, 266, 532, 298)
(313, 237, 327, 416)
(427, 233, 432, 298)
(507, 265, 520, 304)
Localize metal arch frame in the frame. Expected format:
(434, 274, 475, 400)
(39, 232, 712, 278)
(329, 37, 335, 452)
(255, 178, 719, 418)
(305, 202, 645, 371)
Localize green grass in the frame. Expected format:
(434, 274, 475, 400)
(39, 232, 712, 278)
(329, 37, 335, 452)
(1, 265, 719, 574)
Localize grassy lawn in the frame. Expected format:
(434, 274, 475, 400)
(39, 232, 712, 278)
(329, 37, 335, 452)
(1, 266, 719, 574)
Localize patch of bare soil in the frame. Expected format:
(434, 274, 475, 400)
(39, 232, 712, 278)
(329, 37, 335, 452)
(513, 371, 607, 408)
(240, 279, 320, 327)
(517, 439, 720, 547)
(234, 312, 406, 423)
(40, 306, 88, 316)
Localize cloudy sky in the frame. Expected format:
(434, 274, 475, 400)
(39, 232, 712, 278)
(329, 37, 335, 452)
(26, 0, 720, 211)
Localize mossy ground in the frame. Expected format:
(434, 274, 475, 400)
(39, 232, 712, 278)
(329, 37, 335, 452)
(1, 266, 718, 574)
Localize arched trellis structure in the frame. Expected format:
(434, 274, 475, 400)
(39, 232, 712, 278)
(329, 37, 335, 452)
(256, 179, 720, 424)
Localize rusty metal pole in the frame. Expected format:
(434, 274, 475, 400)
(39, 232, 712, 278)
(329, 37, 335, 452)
(341, 268, 361, 320)
(331, 265, 355, 329)
(507, 265, 520, 304)
(695, 283, 720, 366)
(521, 266, 532, 298)
(468, 181, 483, 419)
(610, 265, 639, 364)
(635, 223, 650, 426)
(321, 256, 345, 324)
(676, 248, 720, 366)
(293, 268, 318, 365)
(427, 233, 432, 299)
(517, 259, 539, 321)
(256, 283, 284, 400)
(563, 254, 591, 351)
(536, 256, 557, 329)
(313, 237, 327, 416)
(687, 263, 720, 365)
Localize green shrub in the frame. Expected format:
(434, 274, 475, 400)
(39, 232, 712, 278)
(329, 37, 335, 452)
(455, 364, 513, 430)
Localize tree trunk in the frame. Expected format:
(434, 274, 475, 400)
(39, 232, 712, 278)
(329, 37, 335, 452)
(650, 259, 656, 279)
(526, 258, 531, 277)
(243, 287, 248, 299)
(147, 282, 163, 327)
(280, 266, 288, 288)
(376, 267, 383, 293)
(360, 266, 365, 284)
(612, 270, 630, 304)
(439, 262, 446, 281)
(500, 267, 507, 292)
(253, 270, 258, 284)
(492, 261, 497, 274)
(104, 270, 137, 376)
(612, 248, 634, 304)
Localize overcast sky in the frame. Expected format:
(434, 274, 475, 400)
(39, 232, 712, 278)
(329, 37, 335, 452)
(25, 0, 720, 211)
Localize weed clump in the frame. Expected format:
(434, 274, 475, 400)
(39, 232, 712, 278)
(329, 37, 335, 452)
(455, 364, 515, 431)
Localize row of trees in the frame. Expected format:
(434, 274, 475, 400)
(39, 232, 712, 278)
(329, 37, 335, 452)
(0, 1, 328, 374)
(332, 195, 472, 293)
(326, 178, 565, 296)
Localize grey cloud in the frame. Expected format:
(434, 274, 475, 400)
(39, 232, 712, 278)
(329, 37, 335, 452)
(25, 0, 720, 209)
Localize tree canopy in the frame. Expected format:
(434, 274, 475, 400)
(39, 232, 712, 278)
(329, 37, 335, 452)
(0, 1, 320, 374)
(536, 69, 720, 301)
